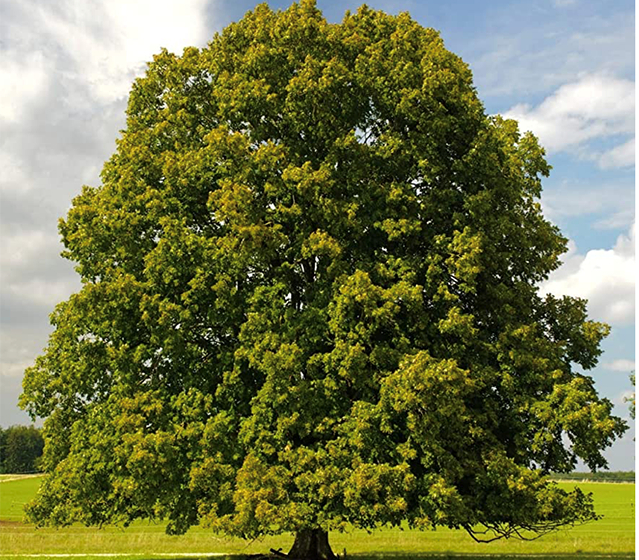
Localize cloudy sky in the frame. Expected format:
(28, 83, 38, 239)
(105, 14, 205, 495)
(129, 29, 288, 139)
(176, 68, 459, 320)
(0, 0, 634, 470)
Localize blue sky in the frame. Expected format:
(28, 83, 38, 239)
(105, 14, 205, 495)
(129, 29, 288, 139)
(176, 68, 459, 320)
(0, 0, 634, 470)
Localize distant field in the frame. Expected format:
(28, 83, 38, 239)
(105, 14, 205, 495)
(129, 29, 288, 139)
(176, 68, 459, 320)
(0, 475, 634, 560)
(0, 474, 41, 483)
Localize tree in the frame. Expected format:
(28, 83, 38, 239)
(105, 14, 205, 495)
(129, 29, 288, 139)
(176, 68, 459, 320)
(0, 425, 44, 474)
(21, 2, 626, 558)
(625, 373, 634, 419)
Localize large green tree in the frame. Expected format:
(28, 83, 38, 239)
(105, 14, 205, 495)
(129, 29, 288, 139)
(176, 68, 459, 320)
(21, 2, 626, 558)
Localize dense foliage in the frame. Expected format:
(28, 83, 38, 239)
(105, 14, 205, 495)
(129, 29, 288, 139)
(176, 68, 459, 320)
(0, 425, 44, 474)
(21, 1, 626, 556)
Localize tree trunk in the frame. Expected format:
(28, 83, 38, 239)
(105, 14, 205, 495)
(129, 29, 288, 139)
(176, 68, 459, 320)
(287, 529, 337, 560)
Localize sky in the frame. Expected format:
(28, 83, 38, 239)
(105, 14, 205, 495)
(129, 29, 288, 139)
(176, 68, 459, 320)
(0, 0, 634, 470)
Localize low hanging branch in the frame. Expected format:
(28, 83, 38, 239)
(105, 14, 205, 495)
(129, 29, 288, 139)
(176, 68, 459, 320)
(462, 515, 600, 544)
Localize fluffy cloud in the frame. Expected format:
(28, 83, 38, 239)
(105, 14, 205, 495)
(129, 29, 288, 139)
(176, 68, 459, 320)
(539, 224, 635, 326)
(504, 74, 634, 163)
(29, 0, 210, 104)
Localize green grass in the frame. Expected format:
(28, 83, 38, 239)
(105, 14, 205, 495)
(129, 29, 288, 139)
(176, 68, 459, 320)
(0, 475, 43, 521)
(0, 476, 634, 559)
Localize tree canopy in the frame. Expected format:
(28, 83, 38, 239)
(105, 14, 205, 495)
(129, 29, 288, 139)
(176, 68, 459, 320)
(21, 1, 626, 558)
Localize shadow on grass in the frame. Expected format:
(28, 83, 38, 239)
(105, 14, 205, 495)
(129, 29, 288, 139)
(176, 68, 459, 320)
(342, 553, 635, 559)
(158, 554, 634, 560)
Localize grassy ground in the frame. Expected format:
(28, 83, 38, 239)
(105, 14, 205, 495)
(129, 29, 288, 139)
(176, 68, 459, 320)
(0, 476, 634, 559)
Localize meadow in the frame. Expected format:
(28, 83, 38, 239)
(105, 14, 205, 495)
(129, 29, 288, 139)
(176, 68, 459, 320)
(0, 475, 634, 560)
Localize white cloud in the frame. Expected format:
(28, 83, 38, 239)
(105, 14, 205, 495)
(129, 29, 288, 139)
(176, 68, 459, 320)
(29, 0, 210, 104)
(0, 50, 48, 123)
(604, 359, 636, 372)
(539, 224, 635, 326)
(504, 74, 634, 162)
(598, 137, 635, 169)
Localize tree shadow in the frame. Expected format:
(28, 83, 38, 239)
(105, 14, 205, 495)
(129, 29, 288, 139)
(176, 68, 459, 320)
(161, 553, 634, 560)
(342, 554, 634, 560)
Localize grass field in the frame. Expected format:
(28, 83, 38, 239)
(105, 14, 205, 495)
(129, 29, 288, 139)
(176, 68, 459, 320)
(0, 475, 634, 560)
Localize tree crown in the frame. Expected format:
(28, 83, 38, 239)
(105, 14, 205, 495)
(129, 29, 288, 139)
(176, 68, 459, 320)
(22, 0, 625, 543)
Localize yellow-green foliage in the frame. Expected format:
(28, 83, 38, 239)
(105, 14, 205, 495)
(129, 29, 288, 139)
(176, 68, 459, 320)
(20, 0, 625, 546)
